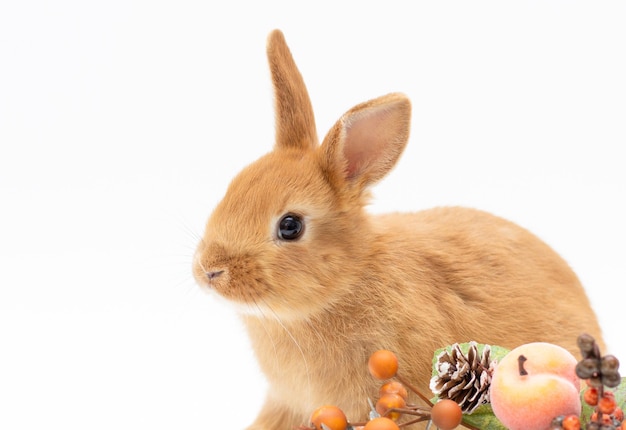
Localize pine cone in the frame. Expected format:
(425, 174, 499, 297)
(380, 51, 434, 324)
(429, 342, 496, 414)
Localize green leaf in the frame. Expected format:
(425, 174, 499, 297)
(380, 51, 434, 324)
(461, 404, 507, 430)
(615, 377, 626, 410)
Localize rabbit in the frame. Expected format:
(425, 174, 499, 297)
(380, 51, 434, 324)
(192, 29, 605, 429)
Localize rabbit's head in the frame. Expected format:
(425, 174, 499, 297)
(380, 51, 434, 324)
(193, 30, 411, 320)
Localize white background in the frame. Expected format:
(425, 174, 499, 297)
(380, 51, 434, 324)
(1, 1, 624, 428)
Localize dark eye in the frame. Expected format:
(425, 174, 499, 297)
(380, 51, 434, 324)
(277, 214, 304, 241)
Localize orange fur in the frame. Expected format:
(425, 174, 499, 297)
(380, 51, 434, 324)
(193, 30, 604, 429)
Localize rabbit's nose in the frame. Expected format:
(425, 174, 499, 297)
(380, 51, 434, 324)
(206, 270, 225, 280)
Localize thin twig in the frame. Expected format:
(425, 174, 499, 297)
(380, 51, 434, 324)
(398, 416, 431, 427)
(395, 373, 434, 407)
(460, 420, 480, 430)
(383, 406, 431, 418)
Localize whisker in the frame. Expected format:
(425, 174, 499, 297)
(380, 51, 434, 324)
(197, 258, 207, 274)
(172, 212, 205, 242)
(262, 301, 313, 408)
(251, 299, 280, 364)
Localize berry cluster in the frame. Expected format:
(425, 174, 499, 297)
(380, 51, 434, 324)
(302, 337, 624, 430)
(551, 334, 623, 430)
(301, 350, 472, 430)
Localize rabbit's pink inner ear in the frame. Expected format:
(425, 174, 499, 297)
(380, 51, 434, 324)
(340, 95, 411, 185)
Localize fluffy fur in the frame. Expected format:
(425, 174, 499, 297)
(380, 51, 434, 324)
(193, 29, 604, 429)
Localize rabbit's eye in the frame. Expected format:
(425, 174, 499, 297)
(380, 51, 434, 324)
(278, 214, 304, 241)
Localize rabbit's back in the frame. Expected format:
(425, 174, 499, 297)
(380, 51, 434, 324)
(370, 206, 604, 359)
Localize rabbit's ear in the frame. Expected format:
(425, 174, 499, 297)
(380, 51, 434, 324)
(320, 93, 411, 189)
(266, 30, 318, 151)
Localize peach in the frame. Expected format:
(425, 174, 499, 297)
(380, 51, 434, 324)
(490, 342, 581, 430)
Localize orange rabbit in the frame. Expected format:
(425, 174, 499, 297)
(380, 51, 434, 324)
(193, 30, 604, 429)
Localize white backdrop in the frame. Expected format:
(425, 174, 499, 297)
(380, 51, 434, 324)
(1, 1, 624, 429)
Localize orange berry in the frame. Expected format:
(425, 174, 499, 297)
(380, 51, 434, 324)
(379, 380, 408, 400)
(591, 412, 613, 425)
(376, 393, 406, 421)
(613, 406, 624, 421)
(584, 387, 599, 406)
(309, 405, 348, 430)
(562, 414, 581, 430)
(430, 399, 463, 430)
(364, 417, 400, 430)
(598, 394, 617, 415)
(368, 350, 399, 380)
